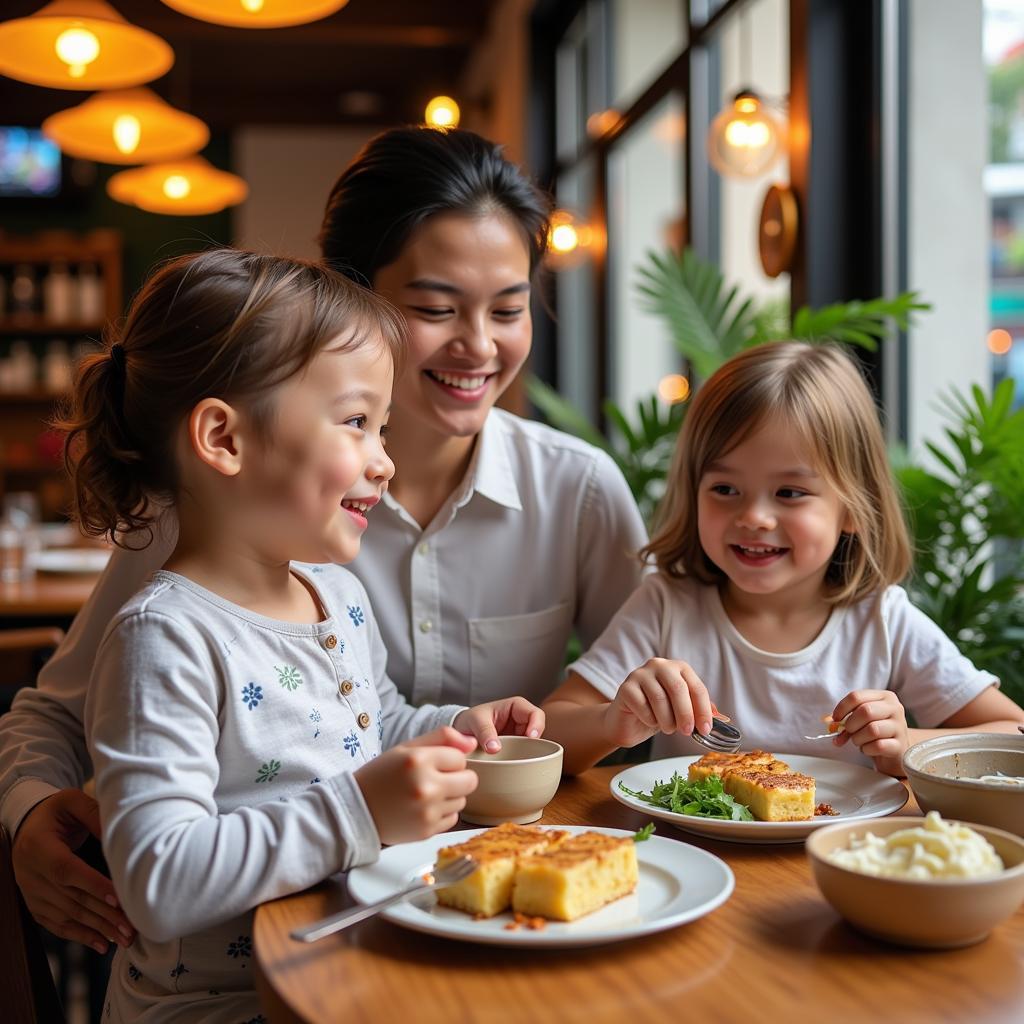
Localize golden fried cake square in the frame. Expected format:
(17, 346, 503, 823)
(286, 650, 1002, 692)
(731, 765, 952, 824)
(511, 832, 639, 922)
(435, 823, 567, 917)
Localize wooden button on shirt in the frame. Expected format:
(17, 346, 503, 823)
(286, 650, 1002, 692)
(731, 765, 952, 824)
(324, 634, 338, 650)
(357, 712, 371, 729)
(339, 679, 354, 696)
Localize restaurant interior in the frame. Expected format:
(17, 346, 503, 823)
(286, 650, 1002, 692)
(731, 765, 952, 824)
(1, 2, 1023, 1023)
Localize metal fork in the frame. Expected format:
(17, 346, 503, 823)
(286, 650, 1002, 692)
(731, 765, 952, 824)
(690, 717, 743, 753)
(290, 854, 477, 943)
(803, 713, 851, 741)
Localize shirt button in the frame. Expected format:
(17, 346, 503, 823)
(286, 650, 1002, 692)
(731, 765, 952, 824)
(419, 620, 433, 634)
(357, 712, 371, 730)
(418, 542, 429, 555)
(340, 680, 354, 696)
(324, 634, 338, 650)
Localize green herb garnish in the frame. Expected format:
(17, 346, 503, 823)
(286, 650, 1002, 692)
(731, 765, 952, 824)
(619, 772, 754, 821)
(632, 822, 656, 842)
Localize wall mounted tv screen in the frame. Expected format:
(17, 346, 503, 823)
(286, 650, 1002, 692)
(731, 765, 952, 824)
(0, 126, 61, 198)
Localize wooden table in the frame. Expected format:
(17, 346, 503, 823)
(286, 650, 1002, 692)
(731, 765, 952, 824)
(254, 767, 1024, 1024)
(0, 572, 100, 619)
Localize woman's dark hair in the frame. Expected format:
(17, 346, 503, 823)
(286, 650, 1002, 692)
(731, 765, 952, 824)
(60, 247, 405, 544)
(319, 126, 552, 284)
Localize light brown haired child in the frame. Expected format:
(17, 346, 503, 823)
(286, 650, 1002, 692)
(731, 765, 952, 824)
(542, 342, 1023, 775)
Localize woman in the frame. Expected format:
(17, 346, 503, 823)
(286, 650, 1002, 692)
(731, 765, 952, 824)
(0, 126, 646, 952)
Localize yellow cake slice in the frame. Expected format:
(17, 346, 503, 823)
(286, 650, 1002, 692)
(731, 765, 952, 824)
(723, 769, 815, 822)
(435, 823, 567, 917)
(511, 831, 639, 922)
(688, 750, 789, 783)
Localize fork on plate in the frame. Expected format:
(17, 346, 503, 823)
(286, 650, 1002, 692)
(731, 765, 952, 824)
(290, 853, 477, 943)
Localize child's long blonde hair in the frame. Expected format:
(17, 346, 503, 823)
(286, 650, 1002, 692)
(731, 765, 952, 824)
(642, 342, 911, 605)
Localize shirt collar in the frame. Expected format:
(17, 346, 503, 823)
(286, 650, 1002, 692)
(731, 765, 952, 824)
(380, 410, 523, 523)
(460, 409, 523, 511)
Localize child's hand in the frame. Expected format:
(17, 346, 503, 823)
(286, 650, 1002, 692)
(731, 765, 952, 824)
(830, 690, 909, 777)
(355, 726, 478, 845)
(602, 658, 715, 750)
(452, 698, 546, 754)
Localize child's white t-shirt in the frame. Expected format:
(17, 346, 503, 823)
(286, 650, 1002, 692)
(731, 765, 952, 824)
(569, 574, 999, 764)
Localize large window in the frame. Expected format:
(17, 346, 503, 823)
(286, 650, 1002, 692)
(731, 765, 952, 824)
(985, 0, 1024, 409)
(539, 0, 790, 422)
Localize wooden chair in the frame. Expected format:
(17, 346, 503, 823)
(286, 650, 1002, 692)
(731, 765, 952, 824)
(0, 823, 65, 1023)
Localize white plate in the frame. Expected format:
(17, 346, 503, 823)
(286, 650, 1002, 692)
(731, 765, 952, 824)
(611, 754, 909, 845)
(346, 824, 734, 948)
(34, 548, 111, 574)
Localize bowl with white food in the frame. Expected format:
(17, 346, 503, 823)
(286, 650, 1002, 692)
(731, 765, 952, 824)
(902, 733, 1024, 837)
(805, 812, 1024, 948)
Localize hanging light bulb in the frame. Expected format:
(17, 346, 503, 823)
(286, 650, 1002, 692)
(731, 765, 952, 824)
(54, 25, 99, 77)
(0, 1, 173, 90)
(111, 113, 141, 154)
(43, 88, 210, 165)
(424, 96, 460, 129)
(545, 209, 598, 270)
(158, 0, 348, 28)
(108, 156, 248, 216)
(707, 90, 784, 179)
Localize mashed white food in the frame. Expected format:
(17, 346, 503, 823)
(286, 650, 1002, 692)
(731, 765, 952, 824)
(961, 774, 1024, 787)
(826, 811, 1004, 880)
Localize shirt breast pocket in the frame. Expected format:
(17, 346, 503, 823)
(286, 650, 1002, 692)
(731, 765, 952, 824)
(468, 602, 574, 705)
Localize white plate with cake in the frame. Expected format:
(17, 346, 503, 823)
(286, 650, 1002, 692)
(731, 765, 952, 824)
(346, 824, 734, 947)
(610, 752, 908, 844)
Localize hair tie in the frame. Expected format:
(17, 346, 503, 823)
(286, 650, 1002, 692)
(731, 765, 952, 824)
(109, 342, 127, 377)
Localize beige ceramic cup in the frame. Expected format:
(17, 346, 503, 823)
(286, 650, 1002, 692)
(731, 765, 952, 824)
(460, 736, 564, 826)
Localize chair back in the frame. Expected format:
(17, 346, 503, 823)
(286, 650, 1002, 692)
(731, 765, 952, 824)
(0, 823, 65, 1023)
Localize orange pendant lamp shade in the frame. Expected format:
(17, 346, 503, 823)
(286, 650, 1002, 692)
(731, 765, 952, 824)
(0, 1, 173, 90)
(43, 88, 209, 164)
(108, 157, 248, 215)
(158, 0, 348, 29)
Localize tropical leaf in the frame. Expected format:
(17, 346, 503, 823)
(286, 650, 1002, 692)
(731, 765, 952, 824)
(634, 248, 757, 377)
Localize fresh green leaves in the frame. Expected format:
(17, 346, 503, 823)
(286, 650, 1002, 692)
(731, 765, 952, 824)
(619, 772, 754, 821)
(894, 379, 1024, 706)
(632, 822, 656, 842)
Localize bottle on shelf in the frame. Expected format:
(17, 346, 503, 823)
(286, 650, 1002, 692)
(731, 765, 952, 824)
(10, 264, 37, 315)
(6, 339, 39, 390)
(43, 259, 75, 323)
(77, 261, 105, 323)
(43, 339, 73, 391)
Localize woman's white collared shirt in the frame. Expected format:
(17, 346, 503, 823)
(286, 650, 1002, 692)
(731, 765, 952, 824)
(351, 409, 648, 707)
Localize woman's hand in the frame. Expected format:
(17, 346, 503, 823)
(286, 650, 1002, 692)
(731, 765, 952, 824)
(12, 789, 136, 953)
(831, 690, 909, 777)
(452, 698, 546, 753)
(603, 658, 715, 750)
(355, 726, 479, 844)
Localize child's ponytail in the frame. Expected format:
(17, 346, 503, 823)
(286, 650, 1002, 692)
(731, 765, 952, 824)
(60, 337, 173, 545)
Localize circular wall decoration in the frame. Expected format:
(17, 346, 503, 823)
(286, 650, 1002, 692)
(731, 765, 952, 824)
(758, 183, 799, 278)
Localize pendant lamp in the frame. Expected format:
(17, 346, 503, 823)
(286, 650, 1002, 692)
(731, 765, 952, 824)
(108, 157, 248, 216)
(158, 0, 348, 29)
(706, 90, 784, 179)
(0, 1, 173, 90)
(43, 88, 208, 164)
